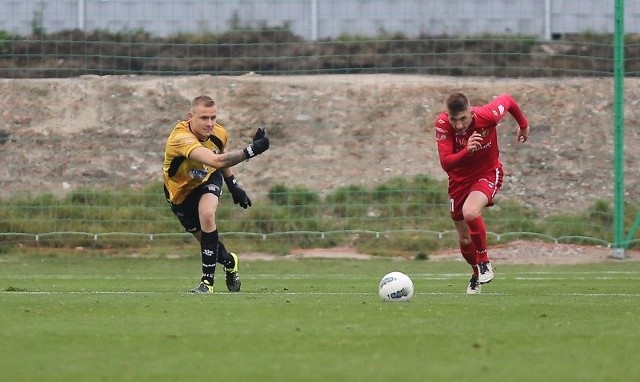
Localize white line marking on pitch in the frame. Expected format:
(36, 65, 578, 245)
(4, 270, 639, 281)
(3, 291, 640, 297)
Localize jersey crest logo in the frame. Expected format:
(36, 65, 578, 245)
(179, 137, 197, 145)
(437, 118, 446, 125)
(189, 169, 208, 179)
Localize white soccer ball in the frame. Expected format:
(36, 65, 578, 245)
(378, 271, 414, 302)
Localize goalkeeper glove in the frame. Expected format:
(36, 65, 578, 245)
(224, 175, 252, 209)
(243, 126, 270, 159)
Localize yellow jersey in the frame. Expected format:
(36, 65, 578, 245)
(163, 120, 228, 204)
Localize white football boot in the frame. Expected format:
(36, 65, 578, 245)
(478, 261, 494, 284)
(466, 276, 481, 294)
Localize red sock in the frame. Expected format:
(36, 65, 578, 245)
(460, 242, 479, 276)
(466, 215, 489, 263)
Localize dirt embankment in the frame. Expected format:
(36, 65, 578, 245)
(1, 74, 638, 215)
(1, 74, 639, 262)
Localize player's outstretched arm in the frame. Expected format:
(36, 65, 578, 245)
(189, 126, 269, 169)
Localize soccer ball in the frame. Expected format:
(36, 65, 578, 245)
(378, 271, 414, 302)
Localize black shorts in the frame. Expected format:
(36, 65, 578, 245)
(168, 172, 223, 233)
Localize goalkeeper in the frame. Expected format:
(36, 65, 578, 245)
(163, 95, 270, 294)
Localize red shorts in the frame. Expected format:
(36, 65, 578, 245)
(448, 166, 504, 221)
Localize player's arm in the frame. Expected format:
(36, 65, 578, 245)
(486, 94, 530, 142)
(220, 159, 252, 209)
(486, 94, 528, 126)
(438, 138, 483, 172)
(189, 127, 269, 169)
(436, 132, 482, 172)
(500, 94, 530, 143)
(189, 147, 248, 169)
(517, 125, 530, 143)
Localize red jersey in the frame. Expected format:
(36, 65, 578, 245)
(434, 94, 528, 184)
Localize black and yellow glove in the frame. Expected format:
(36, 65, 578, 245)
(243, 126, 269, 159)
(224, 175, 251, 209)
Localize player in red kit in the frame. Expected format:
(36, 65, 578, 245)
(435, 92, 530, 294)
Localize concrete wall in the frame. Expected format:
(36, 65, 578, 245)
(1, 0, 638, 40)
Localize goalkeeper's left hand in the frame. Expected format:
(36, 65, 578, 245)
(243, 126, 269, 159)
(224, 175, 252, 209)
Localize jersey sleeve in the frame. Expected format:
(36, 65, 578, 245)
(435, 114, 468, 173)
(480, 94, 529, 128)
(211, 123, 229, 153)
(167, 130, 203, 159)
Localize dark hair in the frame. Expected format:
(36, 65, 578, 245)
(191, 95, 215, 109)
(445, 92, 470, 114)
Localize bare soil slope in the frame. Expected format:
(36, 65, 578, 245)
(1, 74, 638, 215)
(1, 74, 639, 262)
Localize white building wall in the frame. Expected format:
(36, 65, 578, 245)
(0, 0, 638, 40)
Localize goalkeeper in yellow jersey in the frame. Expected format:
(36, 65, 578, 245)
(163, 95, 269, 294)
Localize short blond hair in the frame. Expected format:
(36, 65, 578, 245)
(191, 95, 215, 110)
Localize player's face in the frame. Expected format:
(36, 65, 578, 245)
(189, 104, 217, 141)
(448, 109, 472, 134)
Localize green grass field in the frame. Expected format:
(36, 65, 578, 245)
(1, 252, 639, 382)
